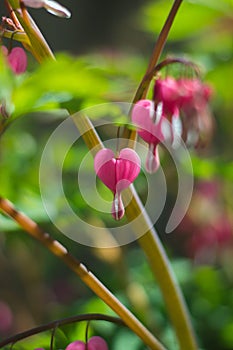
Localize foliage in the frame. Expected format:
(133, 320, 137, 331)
(0, 0, 233, 350)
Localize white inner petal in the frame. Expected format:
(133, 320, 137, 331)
(44, 0, 71, 18)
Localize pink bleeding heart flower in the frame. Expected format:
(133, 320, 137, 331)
(131, 99, 165, 173)
(153, 77, 182, 146)
(65, 340, 86, 350)
(153, 77, 180, 118)
(94, 147, 141, 220)
(176, 78, 213, 147)
(2, 46, 27, 75)
(87, 336, 109, 350)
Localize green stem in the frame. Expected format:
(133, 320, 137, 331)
(123, 187, 198, 350)
(2, 29, 30, 44)
(134, 0, 184, 102)
(122, 0, 184, 147)
(7, 0, 54, 62)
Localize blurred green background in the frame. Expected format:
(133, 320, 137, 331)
(0, 0, 233, 349)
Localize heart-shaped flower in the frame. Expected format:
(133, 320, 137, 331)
(2, 46, 27, 75)
(94, 148, 141, 220)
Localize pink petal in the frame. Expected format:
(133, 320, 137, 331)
(87, 336, 109, 350)
(65, 341, 86, 350)
(7, 47, 27, 74)
(94, 149, 116, 192)
(94, 148, 141, 194)
(115, 148, 141, 193)
(154, 78, 179, 116)
(23, 0, 45, 8)
(131, 100, 164, 145)
(132, 100, 158, 144)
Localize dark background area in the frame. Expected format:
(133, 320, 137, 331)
(1, 0, 151, 53)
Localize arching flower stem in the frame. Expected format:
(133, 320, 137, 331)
(0, 314, 125, 348)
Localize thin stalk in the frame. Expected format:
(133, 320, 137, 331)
(2, 30, 30, 45)
(7, 0, 54, 62)
(0, 197, 166, 350)
(123, 187, 198, 350)
(122, 0, 184, 146)
(134, 0, 184, 102)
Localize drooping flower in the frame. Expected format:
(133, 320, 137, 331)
(131, 99, 164, 173)
(94, 148, 141, 220)
(176, 78, 213, 147)
(153, 77, 180, 118)
(22, 0, 71, 18)
(132, 76, 213, 173)
(1, 46, 27, 74)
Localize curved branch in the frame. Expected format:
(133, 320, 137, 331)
(0, 314, 125, 348)
(0, 197, 166, 350)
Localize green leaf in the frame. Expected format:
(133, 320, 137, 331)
(11, 54, 109, 118)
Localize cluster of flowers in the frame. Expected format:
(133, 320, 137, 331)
(95, 77, 213, 220)
(35, 336, 108, 350)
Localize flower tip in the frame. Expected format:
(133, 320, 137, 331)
(45, 0, 71, 18)
(23, 0, 71, 18)
(65, 340, 85, 350)
(112, 193, 125, 220)
(145, 145, 160, 174)
(88, 336, 109, 350)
